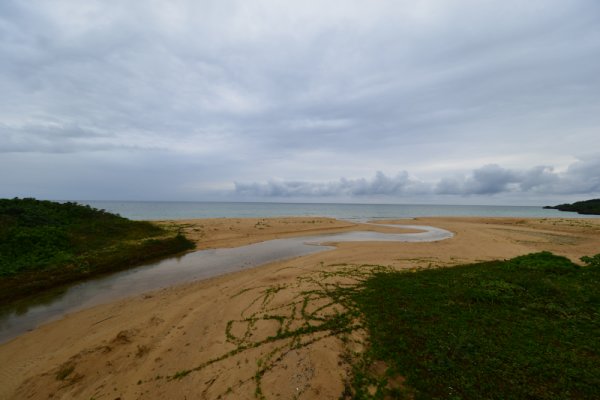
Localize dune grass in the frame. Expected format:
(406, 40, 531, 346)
(347, 252, 600, 399)
(0, 198, 195, 302)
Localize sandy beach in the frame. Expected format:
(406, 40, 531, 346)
(1, 216, 599, 399)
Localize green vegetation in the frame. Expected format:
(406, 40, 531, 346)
(0, 198, 195, 302)
(544, 198, 600, 215)
(581, 253, 600, 267)
(346, 252, 600, 399)
(138, 253, 599, 399)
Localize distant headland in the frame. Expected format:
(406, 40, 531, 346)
(544, 199, 600, 215)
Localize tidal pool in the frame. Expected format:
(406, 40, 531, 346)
(0, 224, 452, 343)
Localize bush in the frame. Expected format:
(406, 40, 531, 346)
(0, 198, 194, 301)
(581, 253, 600, 267)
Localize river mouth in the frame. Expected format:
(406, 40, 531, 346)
(0, 224, 452, 344)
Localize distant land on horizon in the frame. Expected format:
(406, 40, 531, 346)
(544, 199, 600, 215)
(69, 199, 554, 207)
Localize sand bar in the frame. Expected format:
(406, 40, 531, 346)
(1, 216, 600, 399)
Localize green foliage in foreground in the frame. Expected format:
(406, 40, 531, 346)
(545, 198, 600, 215)
(348, 252, 600, 399)
(0, 198, 195, 301)
(580, 253, 600, 268)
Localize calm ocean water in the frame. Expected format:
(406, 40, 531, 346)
(78, 201, 591, 221)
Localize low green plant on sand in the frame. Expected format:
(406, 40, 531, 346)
(347, 252, 600, 399)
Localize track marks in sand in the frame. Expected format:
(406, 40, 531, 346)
(8, 263, 408, 399)
(0, 353, 48, 399)
(155, 264, 392, 399)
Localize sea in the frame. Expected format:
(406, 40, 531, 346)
(76, 201, 593, 221)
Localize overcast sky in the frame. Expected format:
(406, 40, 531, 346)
(1, 0, 599, 205)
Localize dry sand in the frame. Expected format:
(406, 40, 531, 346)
(1, 216, 600, 399)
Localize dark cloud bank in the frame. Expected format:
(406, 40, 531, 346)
(236, 158, 600, 199)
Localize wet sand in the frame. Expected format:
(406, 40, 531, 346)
(1, 216, 599, 399)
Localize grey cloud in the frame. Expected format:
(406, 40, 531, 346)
(437, 161, 600, 196)
(436, 165, 518, 195)
(468, 165, 517, 195)
(235, 171, 429, 198)
(551, 158, 600, 194)
(517, 166, 560, 192)
(3, 1, 599, 153)
(237, 159, 600, 199)
(0, 122, 157, 153)
(1, 1, 600, 202)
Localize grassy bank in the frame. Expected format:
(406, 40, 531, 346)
(0, 198, 195, 302)
(346, 252, 600, 399)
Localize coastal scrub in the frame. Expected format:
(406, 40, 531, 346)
(0, 198, 195, 302)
